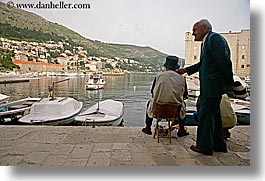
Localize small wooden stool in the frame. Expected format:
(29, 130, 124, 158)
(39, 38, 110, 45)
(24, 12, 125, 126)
(153, 102, 182, 144)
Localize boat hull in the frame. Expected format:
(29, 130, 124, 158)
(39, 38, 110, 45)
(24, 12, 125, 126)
(85, 84, 105, 90)
(85, 72, 106, 90)
(18, 97, 83, 126)
(0, 97, 41, 123)
(184, 108, 250, 126)
(235, 111, 250, 125)
(75, 99, 124, 126)
(20, 112, 80, 126)
(75, 113, 123, 126)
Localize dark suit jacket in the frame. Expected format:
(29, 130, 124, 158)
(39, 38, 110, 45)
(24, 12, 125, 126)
(186, 32, 234, 97)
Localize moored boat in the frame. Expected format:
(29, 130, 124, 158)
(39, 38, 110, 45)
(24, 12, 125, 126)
(184, 98, 250, 126)
(74, 99, 124, 126)
(0, 93, 10, 104)
(0, 97, 40, 123)
(18, 97, 83, 125)
(18, 78, 83, 125)
(85, 72, 106, 90)
(230, 98, 250, 125)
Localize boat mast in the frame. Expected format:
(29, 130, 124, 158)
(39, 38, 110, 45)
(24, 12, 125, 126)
(93, 73, 100, 111)
(49, 78, 70, 100)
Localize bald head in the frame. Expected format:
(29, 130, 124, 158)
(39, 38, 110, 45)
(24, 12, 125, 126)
(198, 19, 212, 31)
(192, 19, 212, 41)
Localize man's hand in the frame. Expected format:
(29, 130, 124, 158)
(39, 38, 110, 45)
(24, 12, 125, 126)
(176, 68, 187, 74)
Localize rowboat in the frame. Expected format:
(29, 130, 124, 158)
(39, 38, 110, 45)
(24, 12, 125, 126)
(230, 98, 250, 125)
(184, 98, 250, 126)
(74, 99, 124, 126)
(0, 93, 10, 104)
(0, 97, 40, 123)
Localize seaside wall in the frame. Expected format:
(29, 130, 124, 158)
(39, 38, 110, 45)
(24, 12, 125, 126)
(12, 59, 66, 72)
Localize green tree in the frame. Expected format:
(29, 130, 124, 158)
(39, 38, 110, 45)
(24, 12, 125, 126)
(0, 49, 20, 70)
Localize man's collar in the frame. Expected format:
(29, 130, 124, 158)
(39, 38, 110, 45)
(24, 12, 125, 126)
(202, 32, 209, 45)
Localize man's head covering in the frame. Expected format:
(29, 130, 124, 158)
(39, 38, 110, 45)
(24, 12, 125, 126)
(163, 56, 180, 70)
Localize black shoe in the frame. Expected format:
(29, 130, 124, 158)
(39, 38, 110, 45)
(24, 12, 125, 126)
(190, 145, 213, 156)
(177, 130, 189, 137)
(142, 127, 152, 135)
(214, 148, 228, 153)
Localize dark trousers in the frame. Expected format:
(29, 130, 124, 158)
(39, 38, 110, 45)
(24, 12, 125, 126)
(145, 101, 186, 131)
(197, 94, 227, 152)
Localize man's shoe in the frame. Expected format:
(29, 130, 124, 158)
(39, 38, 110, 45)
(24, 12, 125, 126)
(177, 130, 190, 137)
(190, 145, 213, 156)
(214, 148, 228, 153)
(142, 127, 152, 135)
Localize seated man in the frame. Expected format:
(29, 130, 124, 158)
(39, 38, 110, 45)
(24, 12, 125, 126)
(142, 56, 189, 137)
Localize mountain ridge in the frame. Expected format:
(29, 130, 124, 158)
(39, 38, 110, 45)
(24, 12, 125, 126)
(0, 2, 167, 69)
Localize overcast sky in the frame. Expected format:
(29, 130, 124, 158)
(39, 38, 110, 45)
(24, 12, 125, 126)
(2, 0, 250, 57)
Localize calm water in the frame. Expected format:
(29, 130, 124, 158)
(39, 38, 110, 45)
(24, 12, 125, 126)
(0, 73, 157, 126)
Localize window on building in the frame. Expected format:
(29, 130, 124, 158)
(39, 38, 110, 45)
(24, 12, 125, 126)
(241, 65, 245, 68)
(242, 55, 245, 59)
(194, 56, 197, 60)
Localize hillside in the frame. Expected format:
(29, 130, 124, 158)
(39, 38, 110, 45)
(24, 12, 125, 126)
(0, 2, 167, 70)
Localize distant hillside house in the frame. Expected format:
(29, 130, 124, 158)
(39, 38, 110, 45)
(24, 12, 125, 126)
(185, 29, 250, 77)
(12, 59, 65, 72)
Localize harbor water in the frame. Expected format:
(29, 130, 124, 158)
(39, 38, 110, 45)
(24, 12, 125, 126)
(0, 73, 157, 126)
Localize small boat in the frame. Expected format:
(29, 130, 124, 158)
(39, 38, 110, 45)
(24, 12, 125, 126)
(85, 72, 106, 90)
(18, 78, 83, 125)
(184, 98, 250, 126)
(230, 98, 250, 125)
(75, 99, 124, 126)
(0, 93, 10, 104)
(19, 97, 83, 125)
(0, 97, 40, 123)
(186, 76, 200, 97)
(184, 107, 198, 126)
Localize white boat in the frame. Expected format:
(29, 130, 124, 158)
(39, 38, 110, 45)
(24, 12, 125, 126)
(18, 78, 83, 125)
(0, 97, 40, 123)
(184, 97, 250, 126)
(0, 93, 10, 104)
(230, 98, 250, 125)
(19, 97, 83, 125)
(186, 76, 200, 97)
(75, 99, 124, 126)
(85, 72, 106, 90)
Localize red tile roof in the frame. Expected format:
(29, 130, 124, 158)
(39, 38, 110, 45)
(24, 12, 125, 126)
(12, 60, 64, 67)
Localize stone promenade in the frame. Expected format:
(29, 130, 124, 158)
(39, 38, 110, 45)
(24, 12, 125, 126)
(0, 125, 250, 166)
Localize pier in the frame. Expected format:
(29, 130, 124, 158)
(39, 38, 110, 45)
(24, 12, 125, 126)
(0, 125, 250, 166)
(0, 77, 37, 84)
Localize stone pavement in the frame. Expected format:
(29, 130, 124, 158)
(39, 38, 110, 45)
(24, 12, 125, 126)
(0, 125, 250, 166)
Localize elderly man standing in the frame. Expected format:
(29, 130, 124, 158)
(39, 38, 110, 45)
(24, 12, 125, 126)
(142, 55, 189, 137)
(177, 19, 234, 155)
